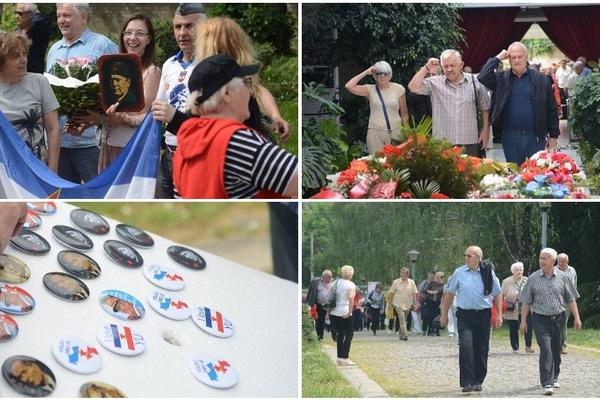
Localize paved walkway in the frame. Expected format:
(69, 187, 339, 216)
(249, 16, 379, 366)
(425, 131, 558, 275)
(324, 329, 600, 397)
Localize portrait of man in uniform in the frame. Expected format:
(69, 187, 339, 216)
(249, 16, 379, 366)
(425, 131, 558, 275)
(98, 54, 144, 112)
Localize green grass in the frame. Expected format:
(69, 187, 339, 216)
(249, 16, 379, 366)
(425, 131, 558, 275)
(491, 324, 600, 350)
(302, 340, 360, 398)
(280, 99, 298, 155)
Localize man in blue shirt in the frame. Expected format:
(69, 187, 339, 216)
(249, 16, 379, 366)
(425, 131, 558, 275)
(478, 42, 559, 165)
(441, 245, 502, 393)
(46, 3, 118, 183)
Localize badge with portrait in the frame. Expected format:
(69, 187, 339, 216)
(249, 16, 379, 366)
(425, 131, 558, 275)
(98, 54, 145, 112)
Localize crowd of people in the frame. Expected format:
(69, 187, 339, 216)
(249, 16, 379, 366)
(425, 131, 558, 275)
(0, 3, 298, 198)
(346, 42, 594, 165)
(306, 246, 581, 395)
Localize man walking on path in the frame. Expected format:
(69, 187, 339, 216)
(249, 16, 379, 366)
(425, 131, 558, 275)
(519, 248, 582, 396)
(441, 245, 502, 393)
(388, 267, 418, 341)
(306, 269, 334, 341)
(556, 253, 578, 354)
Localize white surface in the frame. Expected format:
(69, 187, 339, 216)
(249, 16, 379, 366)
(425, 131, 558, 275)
(0, 203, 298, 397)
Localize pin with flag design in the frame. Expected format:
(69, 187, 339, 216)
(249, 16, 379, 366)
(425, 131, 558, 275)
(97, 323, 145, 356)
(192, 306, 234, 338)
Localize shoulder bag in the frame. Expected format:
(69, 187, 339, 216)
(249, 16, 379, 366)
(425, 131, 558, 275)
(323, 279, 339, 311)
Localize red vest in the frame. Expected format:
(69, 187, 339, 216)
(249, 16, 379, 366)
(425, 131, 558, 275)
(173, 117, 286, 199)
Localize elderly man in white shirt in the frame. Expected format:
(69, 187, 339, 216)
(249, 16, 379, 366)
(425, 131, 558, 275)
(556, 253, 578, 354)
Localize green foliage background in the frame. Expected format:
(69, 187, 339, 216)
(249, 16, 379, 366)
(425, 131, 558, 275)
(302, 203, 600, 322)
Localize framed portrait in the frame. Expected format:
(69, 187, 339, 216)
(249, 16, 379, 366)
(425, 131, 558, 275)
(98, 54, 145, 112)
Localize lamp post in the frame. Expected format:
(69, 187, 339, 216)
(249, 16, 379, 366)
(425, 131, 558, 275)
(540, 202, 551, 249)
(407, 250, 420, 281)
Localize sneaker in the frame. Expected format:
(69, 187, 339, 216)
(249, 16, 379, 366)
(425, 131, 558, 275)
(553, 380, 560, 389)
(341, 359, 355, 366)
(473, 384, 482, 392)
(399, 335, 408, 341)
(336, 358, 343, 366)
(543, 385, 554, 395)
(526, 347, 535, 353)
(462, 386, 473, 393)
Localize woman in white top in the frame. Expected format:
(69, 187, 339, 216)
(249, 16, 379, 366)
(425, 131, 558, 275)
(330, 265, 356, 366)
(99, 13, 161, 172)
(345, 61, 409, 154)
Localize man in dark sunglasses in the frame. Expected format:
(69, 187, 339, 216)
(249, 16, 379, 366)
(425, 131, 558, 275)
(441, 245, 502, 394)
(15, 3, 50, 73)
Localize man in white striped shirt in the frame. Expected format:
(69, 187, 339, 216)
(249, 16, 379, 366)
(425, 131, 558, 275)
(519, 248, 581, 396)
(556, 253, 577, 354)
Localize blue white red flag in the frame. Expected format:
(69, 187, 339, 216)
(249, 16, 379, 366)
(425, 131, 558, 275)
(0, 111, 161, 198)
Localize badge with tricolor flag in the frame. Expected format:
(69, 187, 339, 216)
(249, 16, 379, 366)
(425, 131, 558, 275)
(97, 323, 145, 356)
(191, 306, 234, 338)
(52, 336, 103, 374)
(190, 354, 238, 389)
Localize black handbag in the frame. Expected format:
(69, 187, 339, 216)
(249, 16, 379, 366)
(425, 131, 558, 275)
(323, 279, 339, 311)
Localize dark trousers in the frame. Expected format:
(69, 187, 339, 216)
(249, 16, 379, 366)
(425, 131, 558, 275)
(315, 303, 327, 339)
(268, 203, 298, 282)
(422, 302, 440, 335)
(331, 315, 354, 359)
(158, 149, 175, 199)
(58, 146, 99, 183)
(502, 128, 545, 166)
(532, 312, 565, 387)
(456, 308, 491, 388)
(508, 313, 533, 350)
(369, 307, 381, 334)
(352, 309, 363, 331)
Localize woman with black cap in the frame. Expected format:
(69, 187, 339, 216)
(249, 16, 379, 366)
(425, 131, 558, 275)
(172, 54, 297, 199)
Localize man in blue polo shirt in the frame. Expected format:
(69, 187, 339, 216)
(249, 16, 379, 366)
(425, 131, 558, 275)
(46, 3, 118, 183)
(478, 42, 559, 165)
(441, 245, 502, 394)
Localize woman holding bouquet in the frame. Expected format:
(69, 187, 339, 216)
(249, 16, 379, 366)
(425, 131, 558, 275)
(0, 32, 60, 172)
(345, 61, 410, 154)
(98, 13, 160, 171)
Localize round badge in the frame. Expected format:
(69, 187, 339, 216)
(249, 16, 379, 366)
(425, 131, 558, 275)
(143, 264, 185, 291)
(97, 323, 145, 356)
(191, 306, 234, 338)
(0, 312, 19, 342)
(79, 381, 126, 398)
(70, 209, 110, 235)
(99, 290, 145, 321)
(147, 290, 191, 320)
(52, 336, 103, 374)
(115, 224, 154, 248)
(52, 225, 94, 251)
(23, 210, 42, 229)
(43, 272, 90, 302)
(103, 240, 143, 268)
(0, 283, 35, 314)
(0, 254, 31, 284)
(167, 246, 206, 270)
(27, 201, 57, 215)
(190, 355, 238, 389)
(57, 250, 101, 279)
(2, 355, 56, 397)
(9, 228, 51, 255)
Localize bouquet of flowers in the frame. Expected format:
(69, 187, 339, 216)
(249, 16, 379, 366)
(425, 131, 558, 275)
(477, 150, 590, 199)
(44, 57, 100, 118)
(311, 119, 512, 199)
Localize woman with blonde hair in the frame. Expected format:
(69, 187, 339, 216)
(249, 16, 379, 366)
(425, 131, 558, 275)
(153, 17, 290, 144)
(330, 265, 356, 366)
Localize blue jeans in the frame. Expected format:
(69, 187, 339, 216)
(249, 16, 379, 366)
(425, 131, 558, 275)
(502, 128, 544, 165)
(58, 146, 100, 183)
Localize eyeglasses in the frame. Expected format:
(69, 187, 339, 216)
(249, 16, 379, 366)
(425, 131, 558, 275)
(375, 72, 390, 77)
(243, 77, 253, 88)
(15, 11, 32, 16)
(123, 31, 149, 39)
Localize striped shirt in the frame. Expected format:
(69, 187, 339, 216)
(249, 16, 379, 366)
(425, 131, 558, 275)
(519, 268, 578, 316)
(224, 128, 297, 198)
(415, 72, 490, 145)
